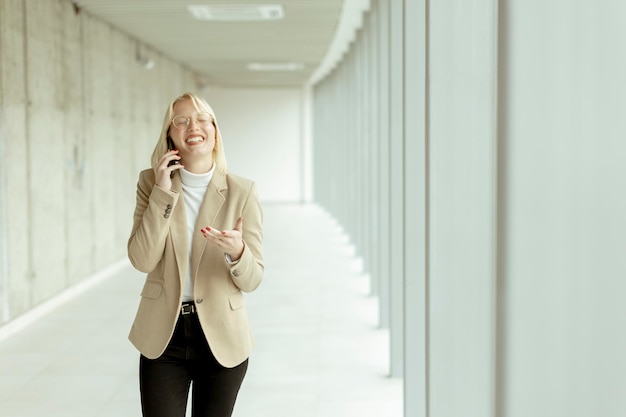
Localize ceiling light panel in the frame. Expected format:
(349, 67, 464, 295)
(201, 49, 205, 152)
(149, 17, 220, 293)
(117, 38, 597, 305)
(187, 4, 285, 22)
(247, 62, 304, 71)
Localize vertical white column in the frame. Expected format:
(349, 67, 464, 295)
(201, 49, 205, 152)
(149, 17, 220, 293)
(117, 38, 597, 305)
(388, 0, 405, 379)
(404, 0, 429, 416)
(0, 115, 8, 323)
(301, 85, 313, 203)
(0, 0, 8, 322)
(427, 0, 500, 416)
(500, 1, 626, 416)
(376, 0, 392, 330)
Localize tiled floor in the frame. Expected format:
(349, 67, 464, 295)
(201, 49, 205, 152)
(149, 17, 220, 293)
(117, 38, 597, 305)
(0, 203, 402, 417)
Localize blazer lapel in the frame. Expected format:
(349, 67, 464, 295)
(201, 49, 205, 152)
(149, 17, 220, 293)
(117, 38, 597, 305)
(169, 171, 189, 288)
(190, 171, 227, 279)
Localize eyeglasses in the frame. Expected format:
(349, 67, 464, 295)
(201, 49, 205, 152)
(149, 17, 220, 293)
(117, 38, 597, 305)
(171, 112, 214, 129)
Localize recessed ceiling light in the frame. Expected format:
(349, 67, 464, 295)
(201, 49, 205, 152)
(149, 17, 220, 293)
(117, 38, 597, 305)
(247, 62, 305, 71)
(187, 4, 285, 21)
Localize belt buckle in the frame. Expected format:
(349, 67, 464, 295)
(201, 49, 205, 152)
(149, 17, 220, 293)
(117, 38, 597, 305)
(181, 303, 195, 315)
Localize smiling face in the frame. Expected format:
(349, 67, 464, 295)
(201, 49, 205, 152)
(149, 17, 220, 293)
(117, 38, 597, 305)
(168, 98, 216, 172)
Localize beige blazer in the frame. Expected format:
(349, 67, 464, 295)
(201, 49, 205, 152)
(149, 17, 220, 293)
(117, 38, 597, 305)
(127, 168, 263, 368)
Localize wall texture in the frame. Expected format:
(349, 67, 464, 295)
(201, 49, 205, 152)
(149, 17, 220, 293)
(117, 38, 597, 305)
(0, 0, 196, 324)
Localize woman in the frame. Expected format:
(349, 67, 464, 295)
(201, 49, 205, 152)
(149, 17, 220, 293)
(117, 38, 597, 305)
(127, 92, 264, 417)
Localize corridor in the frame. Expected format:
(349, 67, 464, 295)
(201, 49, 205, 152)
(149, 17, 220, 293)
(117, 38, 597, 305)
(0, 204, 401, 417)
(2, 0, 626, 416)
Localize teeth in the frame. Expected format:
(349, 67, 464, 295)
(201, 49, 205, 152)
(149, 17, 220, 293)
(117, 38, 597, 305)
(186, 136, 203, 143)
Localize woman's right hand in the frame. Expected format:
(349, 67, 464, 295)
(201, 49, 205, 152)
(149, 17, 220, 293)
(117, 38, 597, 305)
(154, 149, 182, 190)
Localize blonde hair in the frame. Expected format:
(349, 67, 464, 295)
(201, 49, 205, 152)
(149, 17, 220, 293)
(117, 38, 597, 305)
(150, 92, 228, 174)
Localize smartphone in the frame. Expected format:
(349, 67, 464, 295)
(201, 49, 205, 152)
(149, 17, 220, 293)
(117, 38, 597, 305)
(167, 137, 180, 177)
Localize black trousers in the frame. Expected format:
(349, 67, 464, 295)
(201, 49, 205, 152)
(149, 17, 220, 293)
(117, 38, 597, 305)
(139, 311, 248, 417)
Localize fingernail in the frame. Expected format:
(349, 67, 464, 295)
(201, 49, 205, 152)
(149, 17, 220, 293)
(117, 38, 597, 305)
(221, 231, 226, 235)
(206, 227, 211, 231)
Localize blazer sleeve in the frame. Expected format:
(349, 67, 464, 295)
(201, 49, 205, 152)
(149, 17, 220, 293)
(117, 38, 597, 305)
(228, 181, 264, 292)
(127, 169, 180, 273)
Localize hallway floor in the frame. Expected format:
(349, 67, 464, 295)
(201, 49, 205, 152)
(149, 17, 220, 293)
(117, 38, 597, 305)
(0, 204, 402, 417)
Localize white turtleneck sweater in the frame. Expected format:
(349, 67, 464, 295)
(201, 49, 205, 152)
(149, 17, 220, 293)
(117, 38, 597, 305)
(179, 165, 215, 301)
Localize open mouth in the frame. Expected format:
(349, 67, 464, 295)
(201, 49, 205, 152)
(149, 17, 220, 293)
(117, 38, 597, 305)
(185, 135, 204, 144)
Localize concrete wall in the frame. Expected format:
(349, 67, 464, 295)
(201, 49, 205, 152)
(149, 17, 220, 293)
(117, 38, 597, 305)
(0, 0, 196, 324)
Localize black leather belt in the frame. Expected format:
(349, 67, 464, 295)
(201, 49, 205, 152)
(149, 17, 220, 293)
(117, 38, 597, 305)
(181, 302, 196, 315)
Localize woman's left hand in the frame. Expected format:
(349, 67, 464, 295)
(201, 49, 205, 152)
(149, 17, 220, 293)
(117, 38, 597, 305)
(201, 217, 245, 261)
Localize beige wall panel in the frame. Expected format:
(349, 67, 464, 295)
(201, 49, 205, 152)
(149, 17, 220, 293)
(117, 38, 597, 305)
(0, 0, 31, 321)
(24, 0, 60, 107)
(27, 108, 67, 305)
(171, 59, 191, 94)
(82, 16, 116, 270)
(133, 50, 162, 177)
(79, 14, 100, 271)
(83, 15, 112, 114)
(110, 30, 132, 121)
(61, 2, 92, 285)
(127, 62, 144, 174)
(127, 41, 155, 185)
(156, 58, 178, 100)
(25, 0, 68, 304)
(139, 52, 162, 120)
(110, 30, 134, 255)
(135, 48, 165, 177)
(151, 57, 171, 119)
(90, 112, 118, 270)
(0, 0, 196, 324)
(130, 115, 157, 176)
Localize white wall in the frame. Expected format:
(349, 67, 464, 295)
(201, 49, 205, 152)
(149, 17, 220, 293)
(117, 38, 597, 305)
(426, 1, 498, 416)
(202, 86, 307, 203)
(502, 1, 626, 416)
(312, 0, 626, 416)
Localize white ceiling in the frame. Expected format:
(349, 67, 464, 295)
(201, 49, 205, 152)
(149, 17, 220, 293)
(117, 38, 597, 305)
(73, 0, 345, 88)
